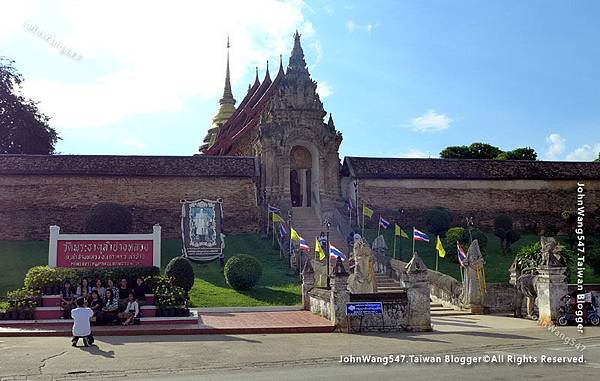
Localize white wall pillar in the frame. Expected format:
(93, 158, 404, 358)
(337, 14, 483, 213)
(48, 225, 60, 267)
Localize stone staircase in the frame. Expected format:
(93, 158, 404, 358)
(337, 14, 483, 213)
(375, 273, 404, 293)
(374, 272, 472, 317)
(292, 207, 347, 253)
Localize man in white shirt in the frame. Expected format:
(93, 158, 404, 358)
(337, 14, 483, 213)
(71, 297, 94, 347)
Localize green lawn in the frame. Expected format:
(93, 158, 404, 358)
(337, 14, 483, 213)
(362, 229, 600, 284)
(2, 231, 598, 304)
(0, 235, 301, 307)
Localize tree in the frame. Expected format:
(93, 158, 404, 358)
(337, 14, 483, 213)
(0, 57, 59, 154)
(440, 145, 471, 159)
(468, 143, 502, 159)
(440, 143, 538, 161)
(495, 147, 537, 161)
(84, 203, 133, 234)
(425, 207, 452, 238)
(494, 214, 521, 256)
(595, 152, 600, 162)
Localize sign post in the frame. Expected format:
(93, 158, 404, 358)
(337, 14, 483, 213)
(48, 225, 161, 268)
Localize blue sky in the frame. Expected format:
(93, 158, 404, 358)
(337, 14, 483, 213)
(1, 1, 599, 160)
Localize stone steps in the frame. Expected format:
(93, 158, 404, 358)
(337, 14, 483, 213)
(292, 207, 348, 253)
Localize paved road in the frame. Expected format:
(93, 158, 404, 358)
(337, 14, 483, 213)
(1, 315, 599, 380)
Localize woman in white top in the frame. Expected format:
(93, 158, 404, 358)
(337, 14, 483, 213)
(76, 277, 92, 297)
(119, 292, 139, 326)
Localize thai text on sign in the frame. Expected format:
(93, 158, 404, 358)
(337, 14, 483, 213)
(48, 225, 161, 268)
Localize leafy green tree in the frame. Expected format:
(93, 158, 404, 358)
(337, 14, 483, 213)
(468, 143, 502, 159)
(495, 147, 537, 160)
(425, 207, 452, 238)
(595, 152, 600, 162)
(440, 145, 471, 159)
(0, 57, 59, 154)
(446, 227, 468, 247)
(494, 214, 521, 256)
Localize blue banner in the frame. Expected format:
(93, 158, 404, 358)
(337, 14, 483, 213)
(346, 302, 383, 316)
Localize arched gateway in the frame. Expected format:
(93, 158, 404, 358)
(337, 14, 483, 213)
(201, 31, 343, 218)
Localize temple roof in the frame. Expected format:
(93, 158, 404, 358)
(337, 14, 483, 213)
(0, 154, 258, 177)
(343, 157, 600, 180)
(202, 32, 310, 156)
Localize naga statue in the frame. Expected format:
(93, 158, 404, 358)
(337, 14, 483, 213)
(511, 236, 565, 319)
(347, 236, 376, 293)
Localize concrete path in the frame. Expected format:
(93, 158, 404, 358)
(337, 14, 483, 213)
(0, 314, 598, 380)
(0, 310, 334, 337)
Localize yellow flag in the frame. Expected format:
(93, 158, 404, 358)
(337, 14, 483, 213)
(290, 228, 301, 242)
(362, 205, 373, 219)
(315, 237, 325, 260)
(395, 224, 409, 239)
(271, 213, 284, 223)
(436, 236, 446, 258)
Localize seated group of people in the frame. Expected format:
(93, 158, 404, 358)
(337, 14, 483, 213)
(60, 276, 147, 326)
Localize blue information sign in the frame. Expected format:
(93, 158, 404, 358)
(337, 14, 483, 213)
(346, 302, 383, 316)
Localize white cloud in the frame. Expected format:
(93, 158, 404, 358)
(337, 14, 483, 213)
(124, 137, 146, 150)
(345, 20, 356, 33)
(5, 0, 315, 130)
(545, 133, 566, 160)
(410, 110, 452, 132)
(396, 149, 430, 158)
(366, 22, 382, 35)
(345, 20, 380, 35)
(316, 80, 333, 98)
(565, 143, 600, 161)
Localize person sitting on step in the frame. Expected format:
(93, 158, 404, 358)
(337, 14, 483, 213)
(71, 297, 94, 347)
(60, 280, 75, 319)
(119, 292, 140, 326)
(118, 278, 130, 309)
(100, 288, 119, 325)
(88, 290, 103, 324)
(106, 279, 119, 302)
(92, 279, 106, 302)
(132, 276, 147, 306)
(76, 277, 92, 298)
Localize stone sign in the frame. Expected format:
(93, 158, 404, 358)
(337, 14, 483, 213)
(48, 225, 161, 268)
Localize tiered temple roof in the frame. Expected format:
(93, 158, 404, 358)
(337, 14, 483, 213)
(201, 32, 306, 156)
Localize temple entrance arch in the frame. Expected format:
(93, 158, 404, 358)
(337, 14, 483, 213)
(289, 145, 317, 207)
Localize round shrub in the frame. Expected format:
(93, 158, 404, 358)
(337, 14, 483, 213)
(165, 256, 195, 292)
(470, 228, 488, 253)
(84, 202, 133, 234)
(425, 207, 452, 237)
(24, 266, 59, 292)
(445, 227, 467, 247)
(224, 254, 263, 291)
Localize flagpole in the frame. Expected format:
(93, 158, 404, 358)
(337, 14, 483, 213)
(398, 235, 402, 261)
(393, 234, 397, 259)
(272, 219, 275, 246)
(355, 180, 360, 228)
(412, 226, 415, 256)
(377, 215, 381, 238)
(436, 252, 439, 272)
(361, 202, 365, 238)
(288, 212, 293, 269)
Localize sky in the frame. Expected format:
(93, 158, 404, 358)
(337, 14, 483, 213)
(1, 0, 599, 161)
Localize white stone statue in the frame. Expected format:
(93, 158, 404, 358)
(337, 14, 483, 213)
(348, 237, 376, 293)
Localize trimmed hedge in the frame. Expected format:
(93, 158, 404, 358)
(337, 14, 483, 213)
(23, 266, 159, 294)
(224, 254, 262, 291)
